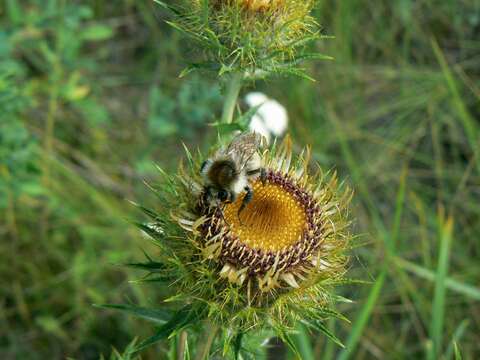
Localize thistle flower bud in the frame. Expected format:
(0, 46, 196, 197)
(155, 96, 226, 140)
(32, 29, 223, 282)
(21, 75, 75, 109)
(158, 0, 324, 77)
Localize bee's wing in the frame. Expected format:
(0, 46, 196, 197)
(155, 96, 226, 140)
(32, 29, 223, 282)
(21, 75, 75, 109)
(226, 132, 264, 170)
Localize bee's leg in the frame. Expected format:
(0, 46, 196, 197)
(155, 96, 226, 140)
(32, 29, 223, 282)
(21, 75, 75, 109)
(260, 168, 267, 186)
(202, 185, 212, 206)
(246, 167, 266, 186)
(238, 186, 253, 225)
(229, 190, 236, 203)
(216, 198, 229, 226)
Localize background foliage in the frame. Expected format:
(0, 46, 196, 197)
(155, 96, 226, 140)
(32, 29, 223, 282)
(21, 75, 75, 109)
(1, 0, 479, 359)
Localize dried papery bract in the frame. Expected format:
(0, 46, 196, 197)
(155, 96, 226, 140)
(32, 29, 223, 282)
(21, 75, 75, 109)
(138, 136, 352, 334)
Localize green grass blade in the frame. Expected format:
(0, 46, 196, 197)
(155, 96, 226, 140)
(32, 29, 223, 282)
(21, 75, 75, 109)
(445, 320, 469, 360)
(431, 38, 480, 174)
(427, 212, 454, 360)
(294, 324, 315, 360)
(94, 303, 172, 325)
(337, 269, 386, 360)
(394, 258, 480, 301)
(337, 166, 407, 360)
(453, 342, 462, 360)
(278, 329, 301, 360)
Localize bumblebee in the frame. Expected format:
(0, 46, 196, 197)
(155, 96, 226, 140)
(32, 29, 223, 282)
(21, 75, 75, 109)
(200, 132, 266, 221)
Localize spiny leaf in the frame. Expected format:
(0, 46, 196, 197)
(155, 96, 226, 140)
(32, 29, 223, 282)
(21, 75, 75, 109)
(208, 122, 244, 136)
(311, 307, 350, 323)
(233, 331, 243, 360)
(272, 66, 316, 82)
(133, 222, 165, 240)
(152, 0, 182, 16)
(130, 202, 161, 221)
(301, 319, 345, 348)
(287, 52, 334, 65)
(134, 304, 206, 352)
(94, 304, 172, 325)
(179, 62, 222, 78)
(277, 330, 301, 359)
(235, 103, 263, 127)
(126, 260, 167, 272)
(209, 103, 263, 136)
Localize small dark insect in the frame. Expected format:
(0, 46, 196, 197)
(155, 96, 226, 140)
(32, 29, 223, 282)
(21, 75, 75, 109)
(200, 132, 266, 223)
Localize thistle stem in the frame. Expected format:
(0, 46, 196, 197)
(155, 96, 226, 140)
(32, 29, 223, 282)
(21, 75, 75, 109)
(195, 322, 219, 360)
(221, 72, 243, 124)
(177, 331, 188, 360)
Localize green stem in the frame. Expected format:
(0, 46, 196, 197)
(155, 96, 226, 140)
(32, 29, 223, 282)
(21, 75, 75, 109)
(221, 72, 243, 124)
(177, 331, 188, 360)
(195, 322, 219, 360)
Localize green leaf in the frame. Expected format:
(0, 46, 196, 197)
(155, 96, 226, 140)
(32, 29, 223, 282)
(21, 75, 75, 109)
(394, 258, 480, 301)
(338, 269, 387, 360)
(6, 0, 23, 25)
(81, 25, 114, 41)
(277, 330, 301, 359)
(130, 202, 161, 221)
(311, 307, 350, 323)
(133, 222, 165, 241)
(152, 0, 182, 15)
(209, 102, 263, 136)
(294, 324, 315, 360)
(271, 66, 316, 82)
(235, 103, 263, 127)
(301, 320, 345, 348)
(126, 260, 167, 272)
(109, 338, 139, 360)
(427, 213, 454, 360)
(233, 332, 243, 360)
(445, 320, 469, 360)
(286, 53, 334, 66)
(208, 122, 244, 136)
(94, 304, 172, 325)
(179, 62, 221, 78)
(134, 305, 205, 352)
(453, 342, 462, 360)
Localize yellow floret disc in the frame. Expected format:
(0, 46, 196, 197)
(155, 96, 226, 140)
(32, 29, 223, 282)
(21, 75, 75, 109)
(224, 180, 307, 252)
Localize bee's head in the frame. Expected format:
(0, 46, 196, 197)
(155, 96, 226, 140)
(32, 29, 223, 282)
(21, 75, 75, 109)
(202, 186, 231, 207)
(217, 189, 229, 202)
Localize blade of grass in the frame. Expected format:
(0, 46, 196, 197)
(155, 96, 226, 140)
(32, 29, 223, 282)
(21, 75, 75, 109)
(444, 319, 469, 360)
(427, 210, 454, 360)
(337, 166, 407, 360)
(322, 318, 336, 360)
(431, 38, 480, 175)
(453, 342, 462, 360)
(337, 269, 386, 360)
(293, 323, 315, 360)
(394, 258, 480, 301)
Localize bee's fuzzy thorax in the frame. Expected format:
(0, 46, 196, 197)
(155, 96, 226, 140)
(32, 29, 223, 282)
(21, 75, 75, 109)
(206, 158, 237, 188)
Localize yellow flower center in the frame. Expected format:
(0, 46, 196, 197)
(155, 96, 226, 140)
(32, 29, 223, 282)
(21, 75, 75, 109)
(223, 180, 307, 252)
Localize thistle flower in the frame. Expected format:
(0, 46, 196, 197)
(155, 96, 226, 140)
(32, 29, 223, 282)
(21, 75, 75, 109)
(155, 0, 329, 77)
(134, 135, 352, 348)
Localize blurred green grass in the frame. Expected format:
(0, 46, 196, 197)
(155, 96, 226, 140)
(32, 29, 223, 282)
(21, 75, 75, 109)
(1, 0, 479, 359)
